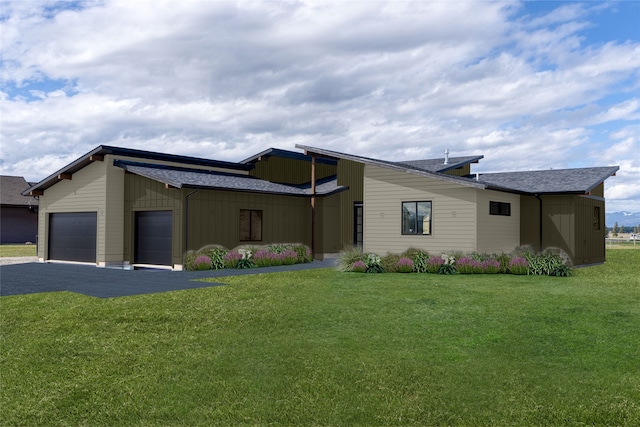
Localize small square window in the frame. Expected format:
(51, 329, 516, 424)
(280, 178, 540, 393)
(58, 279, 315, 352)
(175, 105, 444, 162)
(402, 201, 432, 235)
(240, 209, 262, 241)
(490, 201, 511, 216)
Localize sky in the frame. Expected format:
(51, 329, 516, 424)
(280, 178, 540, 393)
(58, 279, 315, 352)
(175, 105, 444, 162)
(1, 0, 639, 212)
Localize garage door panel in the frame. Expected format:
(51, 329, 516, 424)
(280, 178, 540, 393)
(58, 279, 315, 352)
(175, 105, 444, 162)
(49, 212, 97, 262)
(135, 211, 172, 265)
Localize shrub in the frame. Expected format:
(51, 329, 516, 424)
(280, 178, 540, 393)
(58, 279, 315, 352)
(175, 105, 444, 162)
(401, 247, 427, 260)
(550, 264, 574, 277)
(396, 257, 414, 273)
(437, 263, 458, 275)
(337, 247, 363, 272)
(481, 259, 501, 274)
(282, 249, 298, 265)
(496, 253, 512, 274)
(183, 251, 198, 271)
(456, 257, 480, 274)
(364, 253, 385, 273)
(426, 256, 445, 273)
(351, 260, 366, 273)
(381, 253, 401, 273)
(253, 250, 275, 267)
(509, 257, 529, 275)
(223, 251, 242, 268)
(291, 244, 313, 263)
(202, 247, 227, 270)
(412, 251, 430, 273)
(193, 255, 212, 271)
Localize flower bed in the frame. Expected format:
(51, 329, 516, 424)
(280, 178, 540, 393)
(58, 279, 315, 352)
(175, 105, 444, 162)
(184, 243, 312, 271)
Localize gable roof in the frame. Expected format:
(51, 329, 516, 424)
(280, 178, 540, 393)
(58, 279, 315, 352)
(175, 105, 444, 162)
(295, 144, 488, 189)
(241, 147, 338, 166)
(476, 167, 619, 195)
(114, 160, 346, 197)
(1, 176, 39, 206)
(23, 145, 252, 196)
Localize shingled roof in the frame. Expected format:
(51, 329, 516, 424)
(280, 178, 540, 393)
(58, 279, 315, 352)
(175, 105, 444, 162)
(1, 176, 39, 206)
(296, 144, 618, 196)
(114, 160, 346, 197)
(396, 156, 483, 173)
(477, 167, 620, 195)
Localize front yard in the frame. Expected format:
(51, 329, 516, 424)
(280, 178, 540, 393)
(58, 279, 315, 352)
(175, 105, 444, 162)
(1, 250, 639, 426)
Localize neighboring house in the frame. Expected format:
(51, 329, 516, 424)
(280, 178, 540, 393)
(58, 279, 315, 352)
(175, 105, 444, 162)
(1, 175, 39, 244)
(23, 145, 618, 269)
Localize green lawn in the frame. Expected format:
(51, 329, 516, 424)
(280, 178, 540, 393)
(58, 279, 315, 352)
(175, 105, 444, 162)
(1, 251, 639, 426)
(0, 244, 37, 257)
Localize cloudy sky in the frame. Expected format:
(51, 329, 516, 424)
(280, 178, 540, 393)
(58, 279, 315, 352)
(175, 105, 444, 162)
(1, 0, 639, 212)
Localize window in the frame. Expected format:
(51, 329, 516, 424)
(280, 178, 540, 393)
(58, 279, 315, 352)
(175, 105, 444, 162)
(239, 209, 262, 241)
(402, 201, 432, 235)
(490, 201, 511, 216)
(593, 206, 601, 231)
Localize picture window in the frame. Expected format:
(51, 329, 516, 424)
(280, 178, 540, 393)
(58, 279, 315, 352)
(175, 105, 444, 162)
(402, 201, 432, 235)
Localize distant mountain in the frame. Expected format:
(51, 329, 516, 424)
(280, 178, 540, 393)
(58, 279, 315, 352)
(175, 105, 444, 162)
(606, 212, 640, 227)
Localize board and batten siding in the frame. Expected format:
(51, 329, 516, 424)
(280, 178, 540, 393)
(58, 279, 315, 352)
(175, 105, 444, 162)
(37, 159, 108, 263)
(363, 165, 479, 255)
(338, 159, 364, 249)
(183, 189, 312, 252)
(475, 191, 520, 254)
(123, 173, 183, 266)
(249, 156, 335, 185)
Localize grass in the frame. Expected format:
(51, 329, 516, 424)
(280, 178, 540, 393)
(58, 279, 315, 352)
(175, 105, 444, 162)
(0, 244, 37, 257)
(1, 250, 639, 426)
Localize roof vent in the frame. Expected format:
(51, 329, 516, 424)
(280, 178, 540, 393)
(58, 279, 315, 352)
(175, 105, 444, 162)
(444, 149, 450, 165)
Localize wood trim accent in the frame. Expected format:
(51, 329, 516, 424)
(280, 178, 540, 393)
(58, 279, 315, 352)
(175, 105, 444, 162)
(165, 183, 178, 190)
(57, 173, 72, 180)
(90, 155, 104, 162)
(29, 190, 44, 196)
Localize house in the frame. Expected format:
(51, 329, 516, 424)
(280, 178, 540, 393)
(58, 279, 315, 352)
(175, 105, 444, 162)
(1, 175, 39, 244)
(23, 144, 618, 269)
(295, 145, 618, 266)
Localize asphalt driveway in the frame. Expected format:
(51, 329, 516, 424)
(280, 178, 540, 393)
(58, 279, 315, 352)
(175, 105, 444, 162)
(0, 259, 337, 298)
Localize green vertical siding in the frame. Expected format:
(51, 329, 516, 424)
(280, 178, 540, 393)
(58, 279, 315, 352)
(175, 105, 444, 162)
(123, 174, 184, 266)
(574, 196, 605, 265)
(184, 189, 312, 252)
(444, 165, 470, 176)
(249, 157, 336, 184)
(338, 160, 364, 249)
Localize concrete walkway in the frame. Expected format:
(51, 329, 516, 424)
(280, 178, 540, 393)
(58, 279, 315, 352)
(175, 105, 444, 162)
(0, 259, 337, 298)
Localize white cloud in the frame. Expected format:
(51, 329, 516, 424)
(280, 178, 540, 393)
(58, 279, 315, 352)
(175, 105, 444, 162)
(0, 0, 639, 211)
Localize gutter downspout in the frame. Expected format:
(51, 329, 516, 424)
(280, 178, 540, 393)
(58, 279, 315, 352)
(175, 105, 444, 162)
(535, 194, 543, 252)
(185, 189, 198, 254)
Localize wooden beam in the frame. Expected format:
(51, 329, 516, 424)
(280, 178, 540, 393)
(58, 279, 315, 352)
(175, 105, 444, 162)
(90, 155, 104, 162)
(29, 190, 43, 196)
(165, 183, 178, 190)
(57, 173, 72, 180)
(311, 154, 316, 260)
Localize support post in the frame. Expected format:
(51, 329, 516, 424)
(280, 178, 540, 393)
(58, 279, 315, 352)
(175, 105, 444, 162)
(311, 154, 316, 259)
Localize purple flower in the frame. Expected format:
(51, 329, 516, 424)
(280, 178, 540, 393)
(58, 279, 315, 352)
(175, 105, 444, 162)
(396, 257, 414, 273)
(352, 260, 366, 272)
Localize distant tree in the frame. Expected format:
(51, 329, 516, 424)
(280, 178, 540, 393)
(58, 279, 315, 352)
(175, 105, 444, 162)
(635, 225, 639, 234)
(612, 222, 619, 237)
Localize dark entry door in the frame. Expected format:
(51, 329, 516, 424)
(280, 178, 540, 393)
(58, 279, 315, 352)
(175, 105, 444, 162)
(354, 203, 363, 249)
(49, 212, 97, 262)
(135, 211, 172, 265)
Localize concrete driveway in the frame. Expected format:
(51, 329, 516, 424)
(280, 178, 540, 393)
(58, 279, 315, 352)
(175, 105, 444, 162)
(0, 259, 337, 298)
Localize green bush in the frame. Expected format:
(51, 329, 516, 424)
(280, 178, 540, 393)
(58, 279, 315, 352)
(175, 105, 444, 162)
(337, 247, 363, 272)
(364, 253, 385, 273)
(380, 253, 401, 273)
(411, 251, 430, 273)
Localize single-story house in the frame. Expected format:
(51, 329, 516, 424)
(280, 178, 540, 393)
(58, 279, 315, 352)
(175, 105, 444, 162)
(1, 175, 39, 244)
(23, 145, 618, 269)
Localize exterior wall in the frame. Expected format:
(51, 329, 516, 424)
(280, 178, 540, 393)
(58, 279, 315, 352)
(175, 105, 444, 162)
(338, 160, 364, 249)
(443, 164, 470, 177)
(123, 173, 184, 267)
(0, 206, 38, 244)
(476, 191, 521, 254)
(573, 196, 605, 265)
(182, 188, 312, 252)
(249, 156, 335, 184)
(316, 192, 342, 255)
(37, 159, 108, 262)
(363, 165, 479, 255)
(520, 196, 541, 252)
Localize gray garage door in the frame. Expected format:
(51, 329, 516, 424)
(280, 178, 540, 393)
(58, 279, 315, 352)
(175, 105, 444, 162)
(48, 212, 97, 262)
(135, 211, 172, 265)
